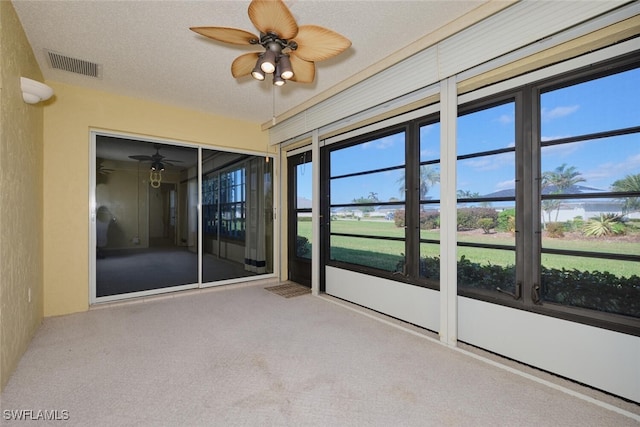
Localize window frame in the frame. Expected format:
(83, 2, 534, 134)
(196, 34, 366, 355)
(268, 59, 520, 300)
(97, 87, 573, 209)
(457, 52, 640, 336)
(455, 94, 521, 303)
(319, 51, 640, 336)
(323, 116, 442, 289)
(530, 53, 640, 335)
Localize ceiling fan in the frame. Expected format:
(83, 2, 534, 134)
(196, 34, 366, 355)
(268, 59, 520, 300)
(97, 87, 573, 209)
(128, 144, 182, 172)
(190, 0, 351, 86)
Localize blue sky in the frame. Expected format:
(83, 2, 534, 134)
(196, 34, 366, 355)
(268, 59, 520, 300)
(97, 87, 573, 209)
(297, 67, 639, 204)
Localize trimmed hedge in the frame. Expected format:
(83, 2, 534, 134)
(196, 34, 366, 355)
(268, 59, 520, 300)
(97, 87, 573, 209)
(412, 255, 639, 318)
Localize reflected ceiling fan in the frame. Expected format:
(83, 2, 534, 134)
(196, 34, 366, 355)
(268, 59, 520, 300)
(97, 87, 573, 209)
(190, 0, 351, 86)
(128, 144, 182, 171)
(128, 145, 182, 188)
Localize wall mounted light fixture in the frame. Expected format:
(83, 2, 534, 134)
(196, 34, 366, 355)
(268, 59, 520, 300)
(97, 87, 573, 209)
(20, 77, 54, 104)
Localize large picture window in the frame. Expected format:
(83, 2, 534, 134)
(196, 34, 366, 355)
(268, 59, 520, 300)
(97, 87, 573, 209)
(321, 52, 639, 335)
(537, 64, 640, 323)
(324, 117, 441, 288)
(457, 54, 640, 335)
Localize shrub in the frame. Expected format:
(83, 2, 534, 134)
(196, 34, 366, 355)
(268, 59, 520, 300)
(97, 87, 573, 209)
(497, 208, 516, 233)
(420, 210, 440, 230)
(414, 255, 640, 317)
(394, 209, 440, 230)
(541, 267, 640, 317)
(565, 216, 584, 232)
(477, 217, 496, 234)
(419, 256, 440, 279)
(583, 213, 624, 237)
(394, 209, 406, 228)
(457, 255, 516, 292)
(457, 207, 498, 231)
(296, 235, 311, 257)
(546, 222, 565, 238)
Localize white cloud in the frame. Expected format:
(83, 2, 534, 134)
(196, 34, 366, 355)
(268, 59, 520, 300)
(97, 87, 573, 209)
(496, 114, 514, 124)
(420, 148, 438, 158)
(541, 105, 579, 121)
(464, 152, 514, 172)
(540, 140, 584, 157)
(495, 179, 515, 191)
(583, 154, 640, 187)
(362, 134, 401, 150)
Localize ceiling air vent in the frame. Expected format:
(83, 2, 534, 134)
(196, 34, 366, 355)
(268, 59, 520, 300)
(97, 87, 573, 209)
(45, 50, 102, 78)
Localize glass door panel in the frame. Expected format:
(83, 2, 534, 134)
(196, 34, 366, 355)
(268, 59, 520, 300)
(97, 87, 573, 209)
(201, 149, 273, 284)
(95, 136, 198, 297)
(288, 151, 312, 286)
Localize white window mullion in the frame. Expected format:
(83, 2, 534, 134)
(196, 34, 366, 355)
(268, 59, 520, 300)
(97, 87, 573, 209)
(439, 76, 458, 347)
(311, 129, 320, 296)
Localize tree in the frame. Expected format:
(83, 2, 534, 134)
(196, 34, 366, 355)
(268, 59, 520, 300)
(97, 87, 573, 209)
(457, 189, 480, 199)
(457, 189, 481, 207)
(541, 163, 585, 223)
(611, 173, 640, 214)
(397, 165, 440, 202)
(351, 192, 379, 214)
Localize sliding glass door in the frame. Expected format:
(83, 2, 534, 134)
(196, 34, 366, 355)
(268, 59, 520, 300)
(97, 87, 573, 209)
(95, 136, 199, 297)
(93, 134, 274, 301)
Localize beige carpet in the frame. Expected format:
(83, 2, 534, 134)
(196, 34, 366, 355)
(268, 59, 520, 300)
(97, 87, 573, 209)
(1, 280, 638, 426)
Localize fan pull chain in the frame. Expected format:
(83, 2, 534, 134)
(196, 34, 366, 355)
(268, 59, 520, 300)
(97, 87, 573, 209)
(266, 85, 277, 163)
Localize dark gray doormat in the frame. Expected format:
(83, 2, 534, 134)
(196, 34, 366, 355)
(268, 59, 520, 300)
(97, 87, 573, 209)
(265, 282, 311, 298)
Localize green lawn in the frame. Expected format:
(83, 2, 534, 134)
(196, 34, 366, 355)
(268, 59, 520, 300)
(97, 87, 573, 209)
(297, 219, 640, 278)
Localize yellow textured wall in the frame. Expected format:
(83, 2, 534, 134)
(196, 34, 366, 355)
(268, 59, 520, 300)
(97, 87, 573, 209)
(0, 0, 45, 391)
(43, 82, 268, 317)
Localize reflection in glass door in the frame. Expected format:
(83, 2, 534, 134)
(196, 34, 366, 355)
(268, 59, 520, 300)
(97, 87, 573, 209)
(95, 136, 199, 297)
(201, 149, 274, 284)
(288, 151, 312, 287)
(94, 135, 275, 301)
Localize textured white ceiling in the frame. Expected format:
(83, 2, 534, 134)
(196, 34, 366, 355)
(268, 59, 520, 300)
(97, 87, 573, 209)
(13, 0, 489, 125)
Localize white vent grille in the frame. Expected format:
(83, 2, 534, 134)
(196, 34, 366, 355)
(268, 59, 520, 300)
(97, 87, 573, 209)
(45, 50, 102, 78)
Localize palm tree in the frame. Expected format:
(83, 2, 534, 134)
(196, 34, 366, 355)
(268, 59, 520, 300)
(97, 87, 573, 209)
(397, 165, 440, 201)
(457, 189, 482, 207)
(611, 173, 640, 214)
(541, 163, 585, 222)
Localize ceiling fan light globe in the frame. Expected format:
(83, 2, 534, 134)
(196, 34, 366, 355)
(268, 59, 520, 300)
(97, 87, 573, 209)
(260, 49, 277, 73)
(251, 57, 266, 80)
(281, 70, 294, 80)
(261, 61, 275, 74)
(251, 66, 265, 81)
(278, 55, 294, 80)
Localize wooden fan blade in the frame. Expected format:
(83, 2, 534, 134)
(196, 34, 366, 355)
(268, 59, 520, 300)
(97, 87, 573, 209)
(289, 53, 315, 83)
(292, 25, 351, 62)
(248, 0, 298, 40)
(232, 52, 261, 78)
(190, 26, 259, 45)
